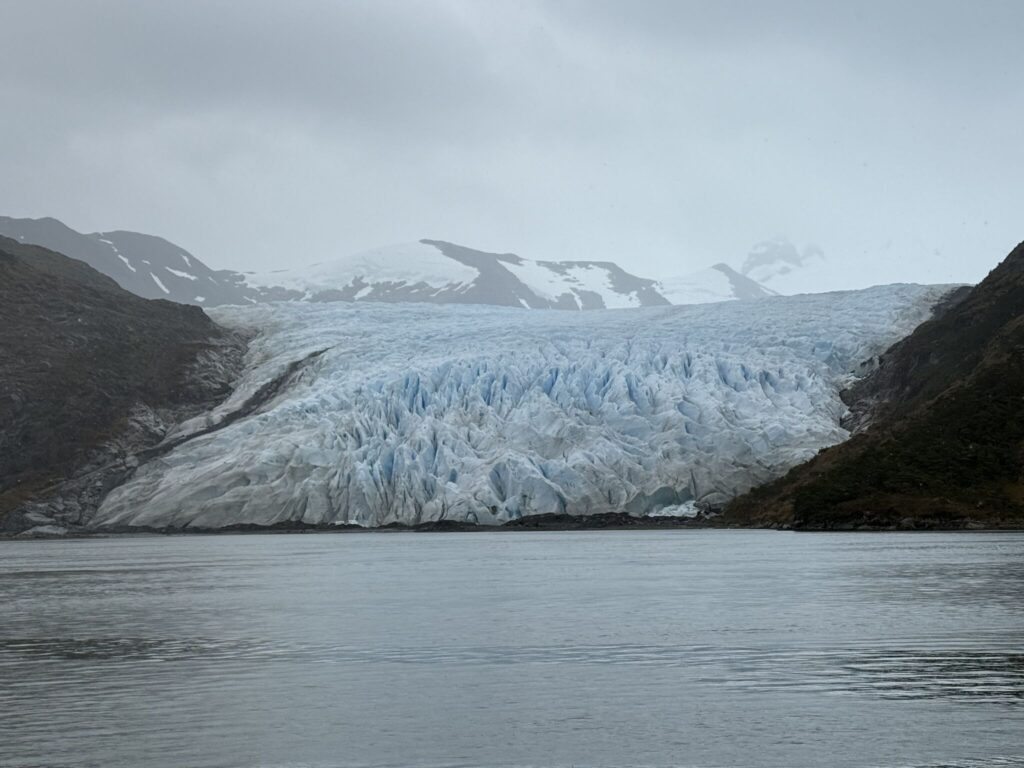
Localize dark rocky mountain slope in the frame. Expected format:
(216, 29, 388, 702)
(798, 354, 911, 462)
(0, 237, 245, 533)
(722, 241, 1024, 530)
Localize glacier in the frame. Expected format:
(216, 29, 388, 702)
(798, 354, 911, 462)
(92, 284, 951, 529)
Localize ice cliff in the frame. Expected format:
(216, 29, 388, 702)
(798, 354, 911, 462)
(92, 284, 951, 528)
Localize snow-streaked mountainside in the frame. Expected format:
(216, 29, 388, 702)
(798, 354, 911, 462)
(256, 240, 781, 308)
(92, 283, 951, 529)
(1, 216, 774, 309)
(246, 239, 677, 309)
(0, 216, 259, 305)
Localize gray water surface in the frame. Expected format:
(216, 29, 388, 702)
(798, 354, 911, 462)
(1, 530, 1022, 768)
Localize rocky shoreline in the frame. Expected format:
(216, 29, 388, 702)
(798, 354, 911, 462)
(7, 510, 1019, 539)
(6, 512, 711, 537)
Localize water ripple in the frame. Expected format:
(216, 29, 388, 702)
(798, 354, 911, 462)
(3, 636, 1021, 704)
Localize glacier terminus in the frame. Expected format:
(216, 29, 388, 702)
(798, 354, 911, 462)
(93, 284, 951, 529)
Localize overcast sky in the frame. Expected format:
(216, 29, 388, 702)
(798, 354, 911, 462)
(1, 0, 1021, 285)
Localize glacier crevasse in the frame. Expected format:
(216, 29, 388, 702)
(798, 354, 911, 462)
(93, 284, 950, 528)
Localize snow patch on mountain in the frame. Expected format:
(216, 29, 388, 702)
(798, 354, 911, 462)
(503, 260, 643, 309)
(0, 216, 260, 306)
(93, 283, 951, 530)
(150, 272, 170, 294)
(561, 265, 642, 308)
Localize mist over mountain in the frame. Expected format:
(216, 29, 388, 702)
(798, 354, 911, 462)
(739, 238, 832, 295)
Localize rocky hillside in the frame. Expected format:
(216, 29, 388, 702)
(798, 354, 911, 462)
(722, 240, 1024, 530)
(0, 237, 245, 533)
(0, 216, 264, 306)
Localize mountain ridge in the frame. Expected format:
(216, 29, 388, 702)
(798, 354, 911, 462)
(0, 216, 773, 309)
(0, 216, 260, 306)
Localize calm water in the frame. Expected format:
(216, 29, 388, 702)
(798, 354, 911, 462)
(1, 531, 1022, 768)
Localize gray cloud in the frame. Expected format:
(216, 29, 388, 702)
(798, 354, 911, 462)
(1, 0, 1021, 286)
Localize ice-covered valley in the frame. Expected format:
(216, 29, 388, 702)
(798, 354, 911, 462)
(92, 284, 951, 528)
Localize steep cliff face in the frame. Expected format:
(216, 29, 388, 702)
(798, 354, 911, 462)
(723, 241, 1024, 530)
(0, 237, 245, 532)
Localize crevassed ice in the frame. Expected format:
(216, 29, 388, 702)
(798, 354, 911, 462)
(94, 284, 950, 529)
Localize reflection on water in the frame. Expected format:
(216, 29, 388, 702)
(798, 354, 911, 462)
(0, 531, 1022, 768)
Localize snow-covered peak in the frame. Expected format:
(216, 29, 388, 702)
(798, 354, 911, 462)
(657, 263, 776, 305)
(501, 257, 666, 309)
(246, 239, 671, 310)
(246, 241, 480, 293)
(0, 214, 779, 311)
(246, 240, 782, 310)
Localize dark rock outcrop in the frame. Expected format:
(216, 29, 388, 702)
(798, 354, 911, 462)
(0, 237, 245, 532)
(503, 512, 704, 529)
(722, 241, 1024, 530)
